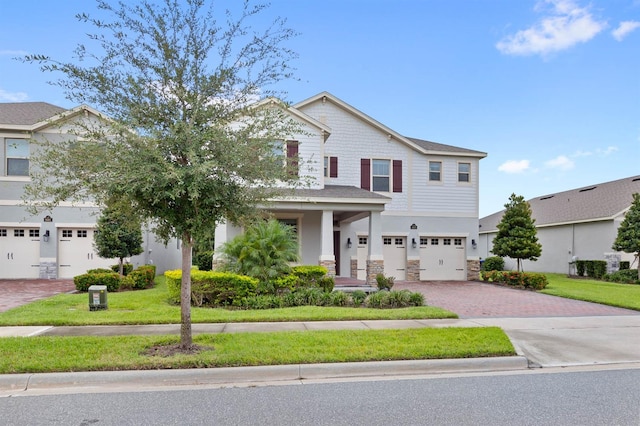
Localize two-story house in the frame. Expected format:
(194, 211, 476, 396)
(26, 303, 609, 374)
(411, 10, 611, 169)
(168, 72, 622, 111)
(0, 102, 181, 279)
(214, 92, 487, 284)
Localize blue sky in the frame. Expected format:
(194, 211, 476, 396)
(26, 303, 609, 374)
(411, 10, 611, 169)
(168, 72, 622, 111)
(1, 0, 638, 217)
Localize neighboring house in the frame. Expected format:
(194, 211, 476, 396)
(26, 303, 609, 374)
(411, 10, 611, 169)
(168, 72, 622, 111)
(479, 175, 640, 274)
(215, 92, 487, 284)
(0, 102, 181, 279)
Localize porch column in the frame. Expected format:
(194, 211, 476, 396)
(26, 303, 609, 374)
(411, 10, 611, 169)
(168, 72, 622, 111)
(319, 210, 336, 276)
(366, 211, 384, 285)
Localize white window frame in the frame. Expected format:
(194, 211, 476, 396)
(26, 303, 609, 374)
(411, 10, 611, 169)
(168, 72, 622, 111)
(429, 161, 442, 182)
(458, 162, 471, 183)
(372, 159, 391, 192)
(5, 138, 30, 177)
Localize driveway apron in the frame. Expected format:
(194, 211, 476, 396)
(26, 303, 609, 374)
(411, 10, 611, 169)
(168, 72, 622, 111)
(0, 279, 75, 313)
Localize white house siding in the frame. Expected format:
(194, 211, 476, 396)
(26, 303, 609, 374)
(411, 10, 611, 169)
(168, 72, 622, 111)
(289, 119, 324, 190)
(480, 219, 630, 274)
(298, 100, 410, 211)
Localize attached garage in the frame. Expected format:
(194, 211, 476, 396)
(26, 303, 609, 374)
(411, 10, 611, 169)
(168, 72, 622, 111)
(356, 235, 407, 281)
(0, 227, 41, 278)
(419, 236, 466, 280)
(57, 228, 114, 279)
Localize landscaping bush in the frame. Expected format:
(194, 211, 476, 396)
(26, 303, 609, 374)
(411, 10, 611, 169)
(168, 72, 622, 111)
(193, 250, 214, 271)
(350, 290, 367, 306)
(620, 261, 630, 270)
(604, 269, 639, 284)
(480, 270, 548, 290)
(73, 272, 121, 292)
(270, 274, 301, 295)
(576, 260, 586, 276)
(127, 269, 150, 290)
(329, 290, 351, 307)
(136, 265, 156, 286)
(291, 265, 328, 286)
(375, 273, 395, 291)
(318, 276, 335, 293)
(585, 260, 607, 279)
(86, 268, 114, 275)
(164, 270, 258, 307)
(111, 263, 134, 276)
(364, 290, 426, 309)
(481, 256, 504, 272)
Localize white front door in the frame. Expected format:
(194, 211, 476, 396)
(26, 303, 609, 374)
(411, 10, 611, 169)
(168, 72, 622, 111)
(57, 228, 115, 278)
(383, 236, 406, 280)
(419, 237, 466, 280)
(0, 227, 41, 279)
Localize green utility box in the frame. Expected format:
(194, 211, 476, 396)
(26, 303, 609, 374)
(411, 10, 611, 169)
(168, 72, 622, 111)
(88, 285, 108, 311)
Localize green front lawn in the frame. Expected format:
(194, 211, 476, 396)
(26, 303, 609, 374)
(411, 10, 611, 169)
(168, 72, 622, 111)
(0, 327, 514, 374)
(0, 276, 457, 326)
(541, 273, 640, 311)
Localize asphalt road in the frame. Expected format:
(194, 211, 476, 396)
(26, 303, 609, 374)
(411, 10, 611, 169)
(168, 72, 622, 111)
(2, 367, 638, 425)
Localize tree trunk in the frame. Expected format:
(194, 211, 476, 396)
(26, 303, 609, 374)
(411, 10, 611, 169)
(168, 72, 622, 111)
(180, 232, 193, 348)
(118, 257, 124, 276)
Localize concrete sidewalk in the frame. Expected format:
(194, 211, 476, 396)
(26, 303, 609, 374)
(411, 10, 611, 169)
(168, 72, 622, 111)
(1, 315, 639, 396)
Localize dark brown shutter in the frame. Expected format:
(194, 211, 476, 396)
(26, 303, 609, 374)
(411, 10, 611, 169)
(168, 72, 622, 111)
(360, 158, 370, 190)
(329, 156, 338, 178)
(286, 140, 299, 177)
(393, 160, 402, 192)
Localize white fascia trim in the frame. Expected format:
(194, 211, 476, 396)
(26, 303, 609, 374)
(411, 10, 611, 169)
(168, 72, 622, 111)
(275, 196, 389, 205)
(0, 199, 100, 208)
(381, 210, 477, 218)
(419, 232, 470, 238)
(55, 223, 97, 228)
(0, 222, 40, 227)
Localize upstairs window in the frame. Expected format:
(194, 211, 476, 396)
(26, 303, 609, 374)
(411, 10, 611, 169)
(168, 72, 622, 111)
(272, 140, 299, 177)
(361, 158, 402, 193)
(429, 161, 441, 181)
(458, 162, 470, 183)
(324, 156, 338, 178)
(6, 139, 29, 176)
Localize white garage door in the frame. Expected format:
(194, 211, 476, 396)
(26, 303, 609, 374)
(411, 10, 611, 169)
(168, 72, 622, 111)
(419, 237, 466, 281)
(383, 236, 406, 280)
(58, 228, 115, 278)
(0, 227, 41, 279)
(356, 236, 368, 280)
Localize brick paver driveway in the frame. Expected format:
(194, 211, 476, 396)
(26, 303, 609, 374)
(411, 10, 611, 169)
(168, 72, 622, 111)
(0, 279, 75, 312)
(395, 280, 640, 318)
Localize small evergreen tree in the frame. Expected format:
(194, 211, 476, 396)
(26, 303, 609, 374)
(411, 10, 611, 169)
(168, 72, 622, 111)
(94, 201, 144, 276)
(612, 193, 640, 280)
(491, 193, 542, 272)
(220, 219, 299, 283)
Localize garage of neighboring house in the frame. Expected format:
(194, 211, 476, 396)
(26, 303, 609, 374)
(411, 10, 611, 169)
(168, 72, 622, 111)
(57, 227, 113, 279)
(419, 236, 466, 280)
(0, 226, 41, 278)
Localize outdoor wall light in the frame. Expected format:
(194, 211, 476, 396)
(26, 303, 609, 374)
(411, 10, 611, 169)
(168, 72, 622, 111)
(43, 230, 50, 242)
(411, 238, 417, 248)
(472, 239, 477, 249)
(347, 237, 352, 248)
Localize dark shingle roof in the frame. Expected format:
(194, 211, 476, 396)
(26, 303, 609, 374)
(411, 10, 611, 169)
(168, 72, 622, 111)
(289, 185, 390, 201)
(480, 175, 640, 232)
(405, 137, 487, 156)
(0, 102, 66, 126)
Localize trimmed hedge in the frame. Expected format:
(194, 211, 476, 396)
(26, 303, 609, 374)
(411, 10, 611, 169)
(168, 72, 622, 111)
(165, 270, 259, 307)
(110, 263, 134, 276)
(620, 261, 630, 270)
(481, 270, 548, 290)
(575, 260, 607, 279)
(74, 272, 121, 292)
(481, 256, 505, 272)
(604, 269, 639, 284)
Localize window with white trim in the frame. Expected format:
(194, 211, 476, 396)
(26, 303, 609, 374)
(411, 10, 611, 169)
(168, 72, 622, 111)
(372, 159, 390, 192)
(458, 162, 470, 182)
(5, 138, 30, 176)
(429, 161, 441, 181)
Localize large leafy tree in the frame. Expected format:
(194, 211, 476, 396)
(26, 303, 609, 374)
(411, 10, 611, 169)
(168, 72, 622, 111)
(94, 200, 144, 276)
(24, 0, 300, 349)
(612, 193, 640, 279)
(491, 193, 542, 272)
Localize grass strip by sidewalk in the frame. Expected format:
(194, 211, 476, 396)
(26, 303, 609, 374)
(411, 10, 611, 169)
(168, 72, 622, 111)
(0, 277, 457, 326)
(0, 327, 514, 374)
(541, 273, 640, 311)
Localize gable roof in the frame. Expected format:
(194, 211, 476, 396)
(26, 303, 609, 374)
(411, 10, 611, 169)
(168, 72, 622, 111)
(0, 102, 108, 132)
(480, 175, 640, 232)
(294, 92, 486, 159)
(0, 102, 66, 126)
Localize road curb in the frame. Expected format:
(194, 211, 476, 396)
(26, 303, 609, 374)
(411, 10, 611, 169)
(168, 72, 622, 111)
(0, 356, 528, 395)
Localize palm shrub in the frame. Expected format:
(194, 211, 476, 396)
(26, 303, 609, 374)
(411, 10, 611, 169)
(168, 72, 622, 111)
(220, 219, 299, 284)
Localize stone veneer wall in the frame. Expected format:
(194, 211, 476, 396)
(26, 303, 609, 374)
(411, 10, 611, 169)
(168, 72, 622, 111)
(366, 259, 384, 285)
(350, 259, 358, 279)
(406, 259, 420, 282)
(467, 259, 480, 281)
(320, 259, 336, 277)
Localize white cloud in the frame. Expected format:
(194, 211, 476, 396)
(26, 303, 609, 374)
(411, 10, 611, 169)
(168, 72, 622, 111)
(545, 155, 575, 170)
(498, 159, 531, 173)
(0, 49, 28, 56)
(597, 146, 618, 155)
(0, 88, 28, 102)
(496, 0, 606, 56)
(612, 21, 640, 41)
